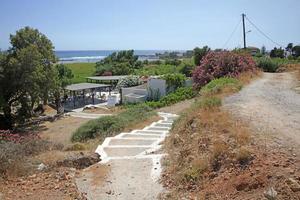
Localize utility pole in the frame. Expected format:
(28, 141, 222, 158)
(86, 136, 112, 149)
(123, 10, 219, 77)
(242, 13, 246, 49)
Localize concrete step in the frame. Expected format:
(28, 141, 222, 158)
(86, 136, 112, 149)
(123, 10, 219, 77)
(134, 130, 166, 135)
(120, 133, 162, 139)
(108, 138, 157, 146)
(145, 127, 170, 131)
(152, 123, 172, 128)
(103, 146, 149, 157)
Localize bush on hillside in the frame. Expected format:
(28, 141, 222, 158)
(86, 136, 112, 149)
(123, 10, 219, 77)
(192, 51, 256, 88)
(116, 75, 141, 90)
(72, 104, 154, 142)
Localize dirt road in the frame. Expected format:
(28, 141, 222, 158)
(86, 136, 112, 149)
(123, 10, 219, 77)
(223, 72, 300, 149)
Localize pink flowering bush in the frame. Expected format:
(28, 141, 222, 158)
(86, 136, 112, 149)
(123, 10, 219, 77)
(192, 51, 256, 88)
(0, 130, 40, 143)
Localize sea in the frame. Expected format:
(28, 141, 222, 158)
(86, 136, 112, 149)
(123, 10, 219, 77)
(55, 50, 175, 63)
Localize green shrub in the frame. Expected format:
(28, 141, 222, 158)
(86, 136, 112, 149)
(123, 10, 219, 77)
(179, 63, 195, 77)
(72, 104, 155, 142)
(255, 57, 280, 72)
(200, 77, 242, 96)
(255, 57, 299, 72)
(145, 87, 196, 109)
(162, 73, 186, 91)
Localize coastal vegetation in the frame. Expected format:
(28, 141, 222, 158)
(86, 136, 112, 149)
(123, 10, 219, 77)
(95, 50, 142, 75)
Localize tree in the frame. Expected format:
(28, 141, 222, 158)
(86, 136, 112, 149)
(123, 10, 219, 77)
(0, 27, 58, 128)
(261, 45, 266, 55)
(52, 64, 74, 113)
(56, 64, 74, 88)
(286, 43, 293, 53)
(193, 46, 210, 66)
(95, 50, 142, 75)
(270, 47, 284, 58)
(292, 45, 300, 57)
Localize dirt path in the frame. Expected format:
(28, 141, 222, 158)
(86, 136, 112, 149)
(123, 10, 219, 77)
(223, 72, 300, 149)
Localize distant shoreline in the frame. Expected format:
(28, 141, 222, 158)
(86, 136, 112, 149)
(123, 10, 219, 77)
(56, 50, 185, 63)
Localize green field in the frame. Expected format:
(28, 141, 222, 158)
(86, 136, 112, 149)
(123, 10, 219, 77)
(65, 63, 96, 83)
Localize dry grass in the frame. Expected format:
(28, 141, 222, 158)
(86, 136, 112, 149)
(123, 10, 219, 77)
(0, 139, 62, 178)
(161, 71, 258, 198)
(238, 69, 262, 85)
(277, 63, 300, 72)
(163, 100, 253, 196)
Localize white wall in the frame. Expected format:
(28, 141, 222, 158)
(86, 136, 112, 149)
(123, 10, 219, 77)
(147, 78, 167, 98)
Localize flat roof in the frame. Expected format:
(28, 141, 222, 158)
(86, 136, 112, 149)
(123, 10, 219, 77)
(86, 75, 128, 81)
(65, 83, 110, 91)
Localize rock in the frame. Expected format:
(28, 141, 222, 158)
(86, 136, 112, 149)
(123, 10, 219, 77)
(106, 190, 112, 195)
(264, 187, 277, 200)
(56, 153, 100, 169)
(286, 178, 300, 192)
(37, 163, 47, 171)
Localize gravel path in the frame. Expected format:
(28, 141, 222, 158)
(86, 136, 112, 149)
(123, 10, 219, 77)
(76, 112, 178, 200)
(223, 72, 300, 148)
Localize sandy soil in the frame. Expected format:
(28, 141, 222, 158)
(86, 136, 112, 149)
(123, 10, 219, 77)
(223, 72, 300, 150)
(76, 159, 163, 200)
(39, 116, 90, 146)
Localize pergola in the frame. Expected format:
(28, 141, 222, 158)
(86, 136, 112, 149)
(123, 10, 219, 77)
(65, 83, 111, 107)
(86, 75, 128, 85)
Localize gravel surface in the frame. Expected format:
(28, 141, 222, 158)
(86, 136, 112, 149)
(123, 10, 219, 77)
(223, 72, 300, 149)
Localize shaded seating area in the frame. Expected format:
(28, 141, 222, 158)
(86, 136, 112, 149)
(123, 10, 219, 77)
(64, 83, 111, 109)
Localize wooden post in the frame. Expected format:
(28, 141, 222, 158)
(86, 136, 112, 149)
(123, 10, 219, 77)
(73, 91, 76, 108)
(92, 89, 95, 105)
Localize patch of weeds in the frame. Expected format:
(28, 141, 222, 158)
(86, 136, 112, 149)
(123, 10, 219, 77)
(211, 141, 228, 171)
(0, 139, 58, 178)
(200, 77, 242, 96)
(198, 97, 222, 109)
(183, 158, 209, 182)
(64, 143, 86, 151)
(236, 147, 252, 166)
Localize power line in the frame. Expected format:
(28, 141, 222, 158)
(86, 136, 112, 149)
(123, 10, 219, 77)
(222, 18, 242, 49)
(245, 16, 284, 48)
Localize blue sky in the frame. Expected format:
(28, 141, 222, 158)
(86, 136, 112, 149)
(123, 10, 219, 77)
(0, 0, 299, 50)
